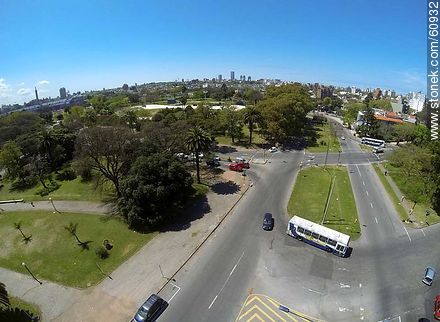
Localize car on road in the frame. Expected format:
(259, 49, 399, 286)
(134, 294, 168, 322)
(206, 158, 220, 167)
(340, 136, 345, 140)
(434, 295, 440, 320)
(373, 147, 384, 153)
(268, 146, 277, 153)
(423, 266, 436, 286)
(229, 162, 245, 172)
(262, 213, 274, 230)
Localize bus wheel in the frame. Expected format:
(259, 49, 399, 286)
(297, 236, 303, 241)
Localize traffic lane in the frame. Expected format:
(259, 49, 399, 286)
(159, 163, 276, 322)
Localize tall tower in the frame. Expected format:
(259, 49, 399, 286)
(230, 71, 235, 81)
(35, 87, 39, 101)
(59, 87, 67, 99)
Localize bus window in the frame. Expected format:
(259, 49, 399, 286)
(304, 230, 312, 236)
(328, 239, 337, 246)
(312, 232, 319, 239)
(319, 236, 328, 243)
(336, 244, 345, 251)
(297, 227, 304, 234)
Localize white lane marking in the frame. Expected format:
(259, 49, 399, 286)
(375, 217, 378, 224)
(302, 286, 324, 295)
(359, 283, 362, 288)
(208, 251, 245, 309)
(370, 202, 374, 208)
(362, 181, 365, 186)
(337, 267, 349, 271)
(403, 226, 412, 243)
(339, 282, 350, 288)
(168, 282, 182, 303)
(421, 229, 426, 237)
(366, 190, 369, 196)
(374, 153, 380, 160)
(338, 307, 352, 312)
(356, 164, 362, 177)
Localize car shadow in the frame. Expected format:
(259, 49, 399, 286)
(210, 181, 240, 195)
(214, 145, 238, 154)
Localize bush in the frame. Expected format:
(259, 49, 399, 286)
(72, 159, 93, 182)
(95, 246, 109, 259)
(55, 168, 77, 181)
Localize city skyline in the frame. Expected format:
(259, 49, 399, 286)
(0, 0, 426, 105)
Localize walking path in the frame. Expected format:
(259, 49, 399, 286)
(377, 163, 412, 213)
(0, 173, 250, 321)
(0, 200, 112, 214)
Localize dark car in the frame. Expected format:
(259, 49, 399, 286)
(206, 159, 220, 167)
(262, 213, 274, 230)
(134, 294, 168, 322)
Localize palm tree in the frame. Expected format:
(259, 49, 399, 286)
(185, 126, 212, 184)
(243, 106, 262, 145)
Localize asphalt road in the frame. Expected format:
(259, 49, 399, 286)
(159, 120, 440, 322)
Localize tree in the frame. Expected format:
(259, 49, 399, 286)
(430, 141, 440, 213)
(185, 126, 212, 183)
(117, 153, 193, 228)
(243, 106, 262, 144)
(258, 84, 313, 143)
(342, 102, 366, 126)
(142, 120, 190, 154)
(222, 107, 243, 143)
(75, 126, 137, 197)
(64, 222, 91, 249)
(393, 123, 415, 145)
(180, 94, 188, 107)
(123, 110, 140, 131)
(0, 141, 24, 182)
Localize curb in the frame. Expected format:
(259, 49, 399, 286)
(157, 180, 251, 294)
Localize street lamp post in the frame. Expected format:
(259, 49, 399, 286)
(337, 150, 341, 165)
(22, 262, 42, 285)
(48, 197, 60, 214)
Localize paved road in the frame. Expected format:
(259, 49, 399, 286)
(160, 119, 440, 322)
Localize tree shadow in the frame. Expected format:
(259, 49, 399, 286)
(210, 181, 240, 195)
(22, 235, 32, 244)
(78, 241, 93, 251)
(0, 307, 39, 322)
(214, 145, 238, 154)
(159, 194, 211, 232)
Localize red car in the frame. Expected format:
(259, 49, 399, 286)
(229, 162, 245, 172)
(435, 295, 440, 320)
(237, 161, 250, 169)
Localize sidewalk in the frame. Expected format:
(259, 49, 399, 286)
(1, 172, 250, 321)
(377, 163, 412, 213)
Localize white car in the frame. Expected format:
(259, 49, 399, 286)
(268, 147, 277, 153)
(340, 136, 345, 140)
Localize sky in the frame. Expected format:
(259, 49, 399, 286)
(0, 0, 427, 105)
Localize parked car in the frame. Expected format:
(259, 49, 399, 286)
(229, 162, 244, 172)
(423, 266, 436, 286)
(134, 294, 168, 322)
(340, 136, 345, 140)
(262, 213, 274, 230)
(268, 146, 277, 153)
(206, 158, 220, 167)
(234, 157, 250, 169)
(435, 295, 440, 320)
(189, 153, 204, 160)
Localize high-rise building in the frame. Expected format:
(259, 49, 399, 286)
(59, 87, 67, 99)
(231, 71, 235, 81)
(34, 87, 39, 101)
(218, 74, 222, 82)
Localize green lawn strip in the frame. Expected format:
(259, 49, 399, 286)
(287, 166, 360, 240)
(0, 211, 155, 288)
(372, 164, 409, 222)
(382, 163, 439, 226)
(305, 122, 341, 153)
(0, 177, 109, 202)
(5, 296, 42, 317)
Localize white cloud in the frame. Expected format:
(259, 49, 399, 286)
(17, 88, 32, 95)
(0, 78, 12, 98)
(17, 82, 25, 86)
(37, 80, 50, 86)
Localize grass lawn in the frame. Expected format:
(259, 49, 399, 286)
(305, 122, 341, 153)
(287, 166, 360, 240)
(0, 211, 155, 288)
(376, 163, 439, 226)
(0, 177, 110, 202)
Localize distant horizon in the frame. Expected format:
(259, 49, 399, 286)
(0, 0, 426, 105)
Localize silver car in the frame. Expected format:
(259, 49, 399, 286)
(422, 266, 436, 286)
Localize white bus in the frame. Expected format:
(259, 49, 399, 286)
(361, 137, 385, 148)
(287, 216, 350, 257)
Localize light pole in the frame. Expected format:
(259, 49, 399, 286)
(337, 150, 341, 165)
(48, 197, 60, 214)
(22, 262, 42, 285)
